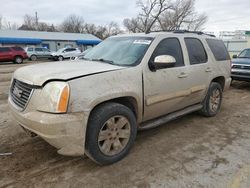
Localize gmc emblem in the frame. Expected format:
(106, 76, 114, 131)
(13, 87, 23, 98)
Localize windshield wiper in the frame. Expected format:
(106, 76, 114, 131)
(92, 58, 115, 65)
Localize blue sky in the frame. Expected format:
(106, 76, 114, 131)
(1, 0, 250, 33)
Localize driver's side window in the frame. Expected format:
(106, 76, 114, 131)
(150, 38, 184, 68)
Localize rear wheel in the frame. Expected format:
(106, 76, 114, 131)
(199, 82, 223, 117)
(85, 103, 137, 165)
(30, 55, 37, 61)
(14, 56, 23, 64)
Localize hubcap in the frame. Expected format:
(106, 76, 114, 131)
(16, 57, 22, 63)
(98, 116, 131, 156)
(209, 89, 221, 112)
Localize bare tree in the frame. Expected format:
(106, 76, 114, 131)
(60, 14, 85, 33)
(158, 0, 207, 31)
(83, 22, 121, 40)
(123, 0, 173, 33)
(124, 0, 207, 33)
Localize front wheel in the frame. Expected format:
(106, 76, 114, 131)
(85, 103, 137, 165)
(58, 56, 64, 61)
(199, 82, 223, 117)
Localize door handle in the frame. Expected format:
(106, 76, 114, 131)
(206, 67, 212, 72)
(178, 72, 188, 78)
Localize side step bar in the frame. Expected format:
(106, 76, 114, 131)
(139, 104, 203, 130)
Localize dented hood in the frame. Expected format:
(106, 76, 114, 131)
(14, 60, 125, 86)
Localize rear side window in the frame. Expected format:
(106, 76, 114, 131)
(206, 39, 230, 61)
(65, 48, 76, 52)
(12, 47, 24, 51)
(0, 47, 11, 52)
(150, 38, 184, 67)
(35, 48, 43, 52)
(185, 38, 207, 65)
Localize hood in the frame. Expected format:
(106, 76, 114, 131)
(232, 58, 250, 65)
(14, 60, 125, 86)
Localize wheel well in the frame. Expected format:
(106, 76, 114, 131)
(212, 76, 225, 90)
(14, 55, 22, 59)
(90, 97, 138, 120)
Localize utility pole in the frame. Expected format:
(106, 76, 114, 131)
(35, 11, 38, 26)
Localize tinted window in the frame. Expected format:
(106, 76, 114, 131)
(43, 48, 50, 52)
(185, 38, 207, 65)
(35, 48, 43, 52)
(12, 47, 24, 51)
(27, 48, 33, 52)
(206, 39, 230, 61)
(0, 47, 11, 52)
(150, 38, 184, 67)
(65, 48, 76, 52)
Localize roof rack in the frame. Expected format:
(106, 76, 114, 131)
(149, 30, 216, 37)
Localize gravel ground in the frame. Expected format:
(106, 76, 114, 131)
(0, 61, 249, 188)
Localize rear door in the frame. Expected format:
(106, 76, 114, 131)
(43, 48, 51, 58)
(35, 48, 44, 58)
(181, 37, 211, 106)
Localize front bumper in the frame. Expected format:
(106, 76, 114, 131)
(8, 98, 87, 156)
(231, 69, 250, 81)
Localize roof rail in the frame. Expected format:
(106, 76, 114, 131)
(149, 30, 216, 37)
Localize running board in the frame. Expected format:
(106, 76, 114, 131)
(139, 104, 203, 130)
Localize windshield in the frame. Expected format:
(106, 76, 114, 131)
(84, 36, 154, 66)
(238, 49, 250, 58)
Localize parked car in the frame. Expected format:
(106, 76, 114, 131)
(52, 47, 81, 61)
(25, 47, 53, 61)
(0, 46, 28, 64)
(8, 31, 231, 165)
(231, 48, 250, 81)
(70, 48, 92, 60)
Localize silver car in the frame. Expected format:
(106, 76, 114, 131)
(25, 47, 53, 61)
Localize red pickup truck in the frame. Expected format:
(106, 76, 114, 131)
(0, 47, 28, 64)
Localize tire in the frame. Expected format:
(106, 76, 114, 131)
(30, 55, 37, 61)
(85, 102, 137, 165)
(58, 56, 64, 61)
(14, 56, 23, 64)
(199, 82, 223, 117)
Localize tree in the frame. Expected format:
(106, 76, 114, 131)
(0, 15, 2, 29)
(123, 0, 207, 33)
(158, 0, 207, 31)
(60, 14, 85, 33)
(83, 22, 122, 40)
(19, 14, 56, 32)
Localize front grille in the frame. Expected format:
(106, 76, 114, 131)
(10, 79, 33, 111)
(232, 64, 250, 70)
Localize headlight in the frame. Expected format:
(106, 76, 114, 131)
(37, 82, 70, 113)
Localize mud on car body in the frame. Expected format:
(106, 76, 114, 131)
(9, 31, 231, 165)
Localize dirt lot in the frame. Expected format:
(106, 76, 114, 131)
(0, 61, 250, 188)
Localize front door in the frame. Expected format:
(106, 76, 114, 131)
(143, 37, 191, 121)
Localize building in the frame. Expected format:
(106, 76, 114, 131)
(0, 30, 101, 51)
(222, 31, 250, 57)
(219, 30, 247, 40)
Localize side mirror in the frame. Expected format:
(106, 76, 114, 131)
(153, 55, 176, 70)
(232, 55, 237, 59)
